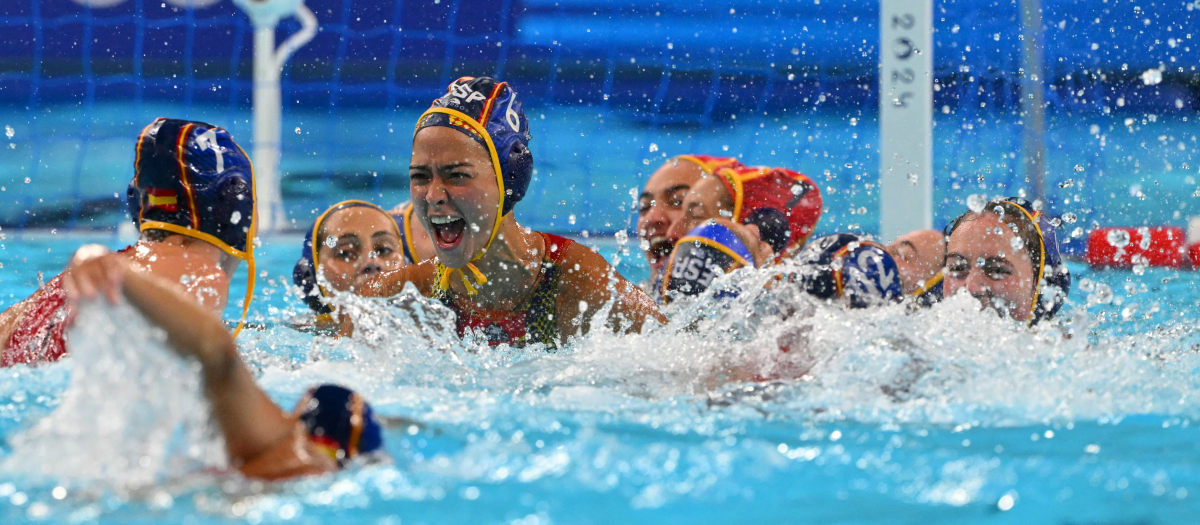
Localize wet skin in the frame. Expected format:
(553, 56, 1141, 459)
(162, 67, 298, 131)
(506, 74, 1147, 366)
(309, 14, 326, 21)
(316, 206, 404, 293)
(944, 214, 1037, 322)
(638, 160, 704, 277)
(0, 234, 235, 348)
(886, 229, 947, 295)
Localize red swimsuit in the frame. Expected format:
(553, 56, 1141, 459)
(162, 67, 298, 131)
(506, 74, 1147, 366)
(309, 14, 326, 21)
(2, 274, 69, 367)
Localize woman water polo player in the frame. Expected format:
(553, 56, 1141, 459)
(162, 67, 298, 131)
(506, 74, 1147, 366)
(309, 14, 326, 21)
(944, 197, 1071, 324)
(0, 118, 258, 367)
(388, 201, 437, 265)
(293, 200, 406, 330)
(637, 155, 744, 298)
(65, 250, 385, 480)
(355, 77, 663, 347)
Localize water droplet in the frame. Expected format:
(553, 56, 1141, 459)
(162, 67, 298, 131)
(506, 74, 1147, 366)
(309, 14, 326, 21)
(1106, 229, 1130, 248)
(1073, 165, 1085, 172)
(4, 126, 12, 139)
(907, 173, 919, 185)
(857, 207, 867, 215)
(1078, 278, 1095, 293)
(967, 194, 987, 213)
(229, 211, 241, 224)
(648, 143, 658, 152)
(1071, 227, 1084, 238)
(1062, 213, 1078, 224)
(324, 235, 337, 248)
(1141, 68, 1162, 85)
(614, 230, 629, 246)
(1010, 236, 1025, 251)
(294, 127, 301, 134)
(1089, 283, 1114, 305)
(1059, 178, 1075, 188)
(638, 239, 650, 251)
(568, 214, 577, 225)
(23, 177, 30, 184)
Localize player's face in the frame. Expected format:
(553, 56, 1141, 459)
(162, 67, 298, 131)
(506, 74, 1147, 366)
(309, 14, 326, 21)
(409, 126, 502, 269)
(886, 229, 946, 294)
(317, 207, 404, 292)
(637, 160, 704, 272)
(665, 175, 735, 243)
(944, 214, 1037, 322)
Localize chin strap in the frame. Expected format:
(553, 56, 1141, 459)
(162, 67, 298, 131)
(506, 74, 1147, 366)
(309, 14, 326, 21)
(438, 261, 489, 296)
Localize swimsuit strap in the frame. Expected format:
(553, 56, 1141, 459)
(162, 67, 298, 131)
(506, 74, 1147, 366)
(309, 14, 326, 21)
(524, 233, 573, 347)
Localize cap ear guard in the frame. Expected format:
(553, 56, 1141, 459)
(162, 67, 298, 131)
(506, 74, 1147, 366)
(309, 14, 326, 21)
(1005, 199, 1071, 325)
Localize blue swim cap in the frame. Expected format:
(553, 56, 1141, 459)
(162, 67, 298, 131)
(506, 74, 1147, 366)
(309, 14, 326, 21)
(293, 200, 400, 315)
(415, 76, 532, 217)
(795, 233, 903, 308)
(662, 221, 756, 302)
(126, 118, 256, 334)
(295, 384, 384, 467)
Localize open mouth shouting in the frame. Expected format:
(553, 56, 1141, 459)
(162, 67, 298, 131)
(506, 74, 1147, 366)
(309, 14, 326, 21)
(430, 215, 467, 250)
(649, 236, 675, 262)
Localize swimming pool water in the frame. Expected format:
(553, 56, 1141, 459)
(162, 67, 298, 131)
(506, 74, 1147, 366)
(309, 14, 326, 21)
(0, 231, 1199, 524)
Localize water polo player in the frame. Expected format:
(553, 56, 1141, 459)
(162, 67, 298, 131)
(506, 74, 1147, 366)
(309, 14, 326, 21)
(389, 201, 437, 264)
(637, 155, 744, 297)
(666, 165, 823, 263)
(65, 250, 384, 480)
(355, 76, 663, 347)
(294, 200, 405, 329)
(944, 197, 1071, 324)
(0, 118, 257, 367)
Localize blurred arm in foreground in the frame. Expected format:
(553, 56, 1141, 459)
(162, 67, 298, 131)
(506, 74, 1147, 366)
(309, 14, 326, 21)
(65, 248, 384, 480)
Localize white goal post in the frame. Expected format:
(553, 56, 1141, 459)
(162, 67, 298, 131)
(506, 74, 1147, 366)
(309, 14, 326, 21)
(233, 0, 318, 233)
(878, 0, 934, 241)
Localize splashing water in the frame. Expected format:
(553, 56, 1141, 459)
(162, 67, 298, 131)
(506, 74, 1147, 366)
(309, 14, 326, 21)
(966, 194, 987, 214)
(3, 254, 1200, 522)
(3, 299, 220, 491)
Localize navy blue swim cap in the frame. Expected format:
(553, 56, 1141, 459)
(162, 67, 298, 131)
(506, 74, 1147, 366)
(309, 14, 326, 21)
(293, 200, 400, 315)
(295, 384, 384, 467)
(126, 118, 256, 334)
(415, 76, 532, 217)
(796, 233, 903, 308)
(128, 118, 255, 257)
(662, 221, 756, 302)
